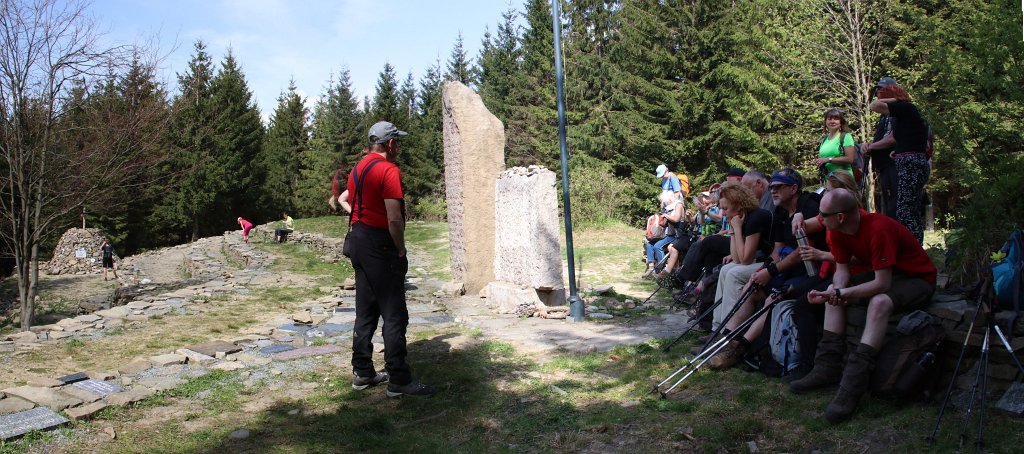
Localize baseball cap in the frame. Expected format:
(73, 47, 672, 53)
(726, 167, 746, 179)
(876, 77, 897, 88)
(368, 121, 408, 145)
(655, 164, 668, 178)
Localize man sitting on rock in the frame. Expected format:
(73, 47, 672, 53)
(789, 188, 936, 423)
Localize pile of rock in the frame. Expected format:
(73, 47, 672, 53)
(44, 228, 114, 275)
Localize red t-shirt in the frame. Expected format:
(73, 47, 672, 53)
(826, 210, 937, 285)
(347, 153, 403, 229)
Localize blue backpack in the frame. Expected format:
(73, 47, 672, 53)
(770, 300, 801, 374)
(992, 228, 1023, 311)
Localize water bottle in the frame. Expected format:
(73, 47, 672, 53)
(795, 226, 818, 276)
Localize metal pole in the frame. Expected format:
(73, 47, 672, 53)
(551, 0, 584, 322)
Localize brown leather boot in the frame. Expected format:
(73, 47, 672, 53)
(709, 338, 749, 370)
(690, 329, 729, 355)
(825, 343, 879, 424)
(789, 330, 846, 394)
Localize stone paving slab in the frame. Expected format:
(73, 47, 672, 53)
(185, 340, 242, 357)
(260, 345, 295, 355)
(272, 345, 344, 360)
(0, 396, 35, 416)
(1, 386, 82, 412)
(64, 401, 109, 421)
(0, 407, 68, 440)
(105, 387, 155, 407)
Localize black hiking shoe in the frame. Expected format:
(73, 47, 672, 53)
(386, 381, 436, 398)
(352, 372, 389, 390)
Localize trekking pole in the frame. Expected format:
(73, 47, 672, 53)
(927, 277, 989, 444)
(959, 326, 989, 449)
(977, 321, 990, 449)
(659, 287, 788, 398)
(698, 281, 761, 354)
(652, 330, 734, 396)
(662, 295, 724, 353)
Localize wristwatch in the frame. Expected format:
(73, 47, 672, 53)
(834, 288, 842, 299)
(828, 157, 833, 163)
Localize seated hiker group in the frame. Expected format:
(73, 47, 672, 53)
(640, 79, 937, 424)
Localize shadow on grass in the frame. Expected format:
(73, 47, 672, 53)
(194, 333, 588, 453)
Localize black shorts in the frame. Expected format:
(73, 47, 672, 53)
(102, 256, 114, 268)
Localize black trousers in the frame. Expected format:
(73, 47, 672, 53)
(349, 222, 412, 385)
(679, 234, 731, 283)
(876, 165, 898, 220)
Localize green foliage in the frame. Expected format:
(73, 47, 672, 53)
(563, 154, 632, 226)
(259, 80, 309, 217)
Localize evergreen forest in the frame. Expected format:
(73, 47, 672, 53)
(3, 0, 1023, 282)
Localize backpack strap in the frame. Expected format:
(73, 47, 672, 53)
(347, 159, 385, 231)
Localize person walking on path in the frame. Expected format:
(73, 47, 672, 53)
(347, 120, 434, 398)
(237, 217, 253, 243)
(101, 240, 118, 281)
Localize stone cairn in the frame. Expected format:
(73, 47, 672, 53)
(442, 80, 505, 295)
(485, 166, 567, 317)
(44, 228, 116, 275)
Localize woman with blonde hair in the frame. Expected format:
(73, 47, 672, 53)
(708, 181, 775, 333)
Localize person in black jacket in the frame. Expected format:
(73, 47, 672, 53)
(863, 77, 898, 219)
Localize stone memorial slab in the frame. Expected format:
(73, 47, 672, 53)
(0, 406, 68, 440)
(276, 324, 313, 334)
(318, 323, 352, 334)
(71, 381, 121, 397)
(260, 344, 295, 355)
(185, 340, 242, 357)
(272, 345, 344, 360)
(56, 372, 89, 385)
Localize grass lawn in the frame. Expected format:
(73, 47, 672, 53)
(5, 220, 1021, 453)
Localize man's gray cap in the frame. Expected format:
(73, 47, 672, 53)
(876, 77, 898, 88)
(368, 121, 408, 144)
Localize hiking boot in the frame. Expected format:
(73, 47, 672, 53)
(789, 330, 846, 394)
(642, 267, 655, 280)
(386, 381, 436, 398)
(825, 343, 879, 424)
(709, 339, 748, 370)
(352, 371, 389, 390)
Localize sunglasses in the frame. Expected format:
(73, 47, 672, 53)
(819, 208, 851, 218)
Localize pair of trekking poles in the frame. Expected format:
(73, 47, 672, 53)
(653, 271, 789, 398)
(927, 273, 1024, 448)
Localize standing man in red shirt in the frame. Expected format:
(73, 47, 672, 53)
(790, 188, 936, 423)
(347, 121, 434, 397)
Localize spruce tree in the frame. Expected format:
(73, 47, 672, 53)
(477, 7, 521, 123)
(370, 63, 400, 124)
(295, 70, 364, 216)
(208, 50, 265, 230)
(506, 0, 558, 167)
(445, 32, 477, 87)
(157, 40, 218, 242)
(260, 80, 309, 215)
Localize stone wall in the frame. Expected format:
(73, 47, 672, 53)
(44, 229, 115, 275)
(442, 81, 505, 294)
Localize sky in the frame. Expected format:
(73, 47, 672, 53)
(91, 0, 520, 120)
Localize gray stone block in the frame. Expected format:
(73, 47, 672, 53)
(442, 81, 504, 294)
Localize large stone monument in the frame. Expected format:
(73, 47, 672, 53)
(486, 167, 566, 313)
(442, 81, 505, 294)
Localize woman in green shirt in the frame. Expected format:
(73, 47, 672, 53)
(814, 108, 857, 178)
